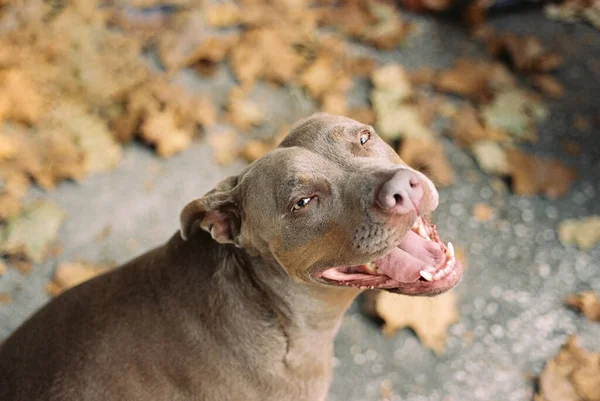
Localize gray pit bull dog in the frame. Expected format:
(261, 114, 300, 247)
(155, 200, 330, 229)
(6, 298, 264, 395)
(0, 113, 463, 401)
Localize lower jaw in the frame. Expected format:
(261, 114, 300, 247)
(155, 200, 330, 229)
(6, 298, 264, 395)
(317, 263, 462, 296)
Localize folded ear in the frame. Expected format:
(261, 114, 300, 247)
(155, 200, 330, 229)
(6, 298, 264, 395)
(180, 175, 241, 245)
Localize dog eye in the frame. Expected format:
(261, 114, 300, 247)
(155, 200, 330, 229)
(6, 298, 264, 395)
(292, 197, 313, 211)
(359, 131, 371, 145)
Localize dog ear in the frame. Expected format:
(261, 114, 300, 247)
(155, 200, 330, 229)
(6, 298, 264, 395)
(180, 175, 241, 245)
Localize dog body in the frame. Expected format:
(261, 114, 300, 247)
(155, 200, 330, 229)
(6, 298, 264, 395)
(0, 114, 462, 401)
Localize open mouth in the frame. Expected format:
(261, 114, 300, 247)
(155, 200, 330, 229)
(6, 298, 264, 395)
(315, 217, 462, 295)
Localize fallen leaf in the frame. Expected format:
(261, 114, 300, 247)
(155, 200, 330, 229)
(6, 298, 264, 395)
(531, 74, 565, 98)
(206, 129, 239, 166)
(229, 27, 305, 87)
(363, 290, 459, 355)
(240, 140, 275, 162)
(225, 87, 265, 131)
(565, 292, 600, 322)
(506, 149, 576, 198)
(535, 336, 600, 401)
(321, 93, 348, 116)
(348, 106, 377, 125)
(481, 89, 548, 142)
(433, 59, 516, 102)
(371, 64, 436, 142)
(157, 11, 238, 72)
(448, 105, 509, 147)
(39, 103, 122, 175)
(0, 292, 10, 305)
(471, 141, 512, 176)
(398, 138, 453, 187)
(140, 108, 194, 158)
(0, 200, 65, 264)
(558, 216, 600, 251)
(472, 203, 494, 222)
(380, 379, 394, 401)
(0, 193, 23, 221)
(204, 3, 241, 28)
(324, 0, 410, 49)
(488, 33, 563, 72)
(46, 261, 111, 297)
(0, 68, 45, 125)
(545, 1, 600, 31)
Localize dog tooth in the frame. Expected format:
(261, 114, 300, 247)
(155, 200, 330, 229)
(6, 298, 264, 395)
(419, 270, 433, 282)
(365, 262, 377, 272)
(447, 242, 455, 258)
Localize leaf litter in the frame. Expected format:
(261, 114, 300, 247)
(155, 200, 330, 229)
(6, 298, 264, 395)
(534, 336, 600, 401)
(0, 3, 595, 393)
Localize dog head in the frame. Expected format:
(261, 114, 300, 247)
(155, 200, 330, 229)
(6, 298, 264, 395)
(180, 113, 462, 296)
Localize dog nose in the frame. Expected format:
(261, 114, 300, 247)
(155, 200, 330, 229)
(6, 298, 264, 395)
(376, 170, 424, 213)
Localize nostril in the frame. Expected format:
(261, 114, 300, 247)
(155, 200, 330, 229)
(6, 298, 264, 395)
(393, 194, 403, 204)
(409, 177, 420, 188)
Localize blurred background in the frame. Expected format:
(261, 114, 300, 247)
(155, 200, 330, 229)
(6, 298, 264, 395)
(0, 0, 599, 400)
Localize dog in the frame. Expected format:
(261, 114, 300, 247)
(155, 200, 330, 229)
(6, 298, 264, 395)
(0, 113, 462, 401)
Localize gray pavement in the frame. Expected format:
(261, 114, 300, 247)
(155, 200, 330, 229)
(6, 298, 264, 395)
(1, 8, 599, 401)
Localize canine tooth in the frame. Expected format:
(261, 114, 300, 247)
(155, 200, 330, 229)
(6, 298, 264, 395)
(420, 270, 433, 282)
(447, 242, 455, 258)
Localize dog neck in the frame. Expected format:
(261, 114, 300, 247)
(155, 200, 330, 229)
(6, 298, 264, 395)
(168, 230, 359, 374)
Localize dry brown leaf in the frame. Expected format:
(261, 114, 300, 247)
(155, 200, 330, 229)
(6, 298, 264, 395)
(535, 336, 600, 401)
(480, 89, 548, 142)
(546, 1, 600, 31)
(434, 59, 516, 103)
(380, 379, 394, 401)
(448, 105, 509, 147)
(0, 190, 22, 219)
(0, 69, 45, 125)
(225, 88, 265, 131)
(506, 149, 576, 198)
(488, 33, 563, 72)
(321, 93, 349, 116)
(204, 3, 241, 27)
(532, 74, 565, 98)
(206, 129, 239, 166)
(363, 290, 459, 355)
(472, 203, 494, 222)
(46, 261, 111, 297)
(471, 141, 512, 176)
(300, 56, 352, 101)
(371, 64, 437, 142)
(558, 216, 600, 251)
(240, 140, 275, 162)
(0, 200, 65, 264)
(0, 292, 10, 305)
(230, 28, 305, 87)
(326, 0, 411, 49)
(140, 108, 194, 158)
(348, 106, 377, 125)
(158, 11, 238, 72)
(565, 292, 600, 322)
(398, 138, 453, 187)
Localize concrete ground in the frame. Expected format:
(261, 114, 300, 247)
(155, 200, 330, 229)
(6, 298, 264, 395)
(1, 8, 599, 401)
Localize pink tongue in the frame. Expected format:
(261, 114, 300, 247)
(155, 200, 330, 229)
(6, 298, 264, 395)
(398, 231, 445, 266)
(374, 247, 426, 283)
